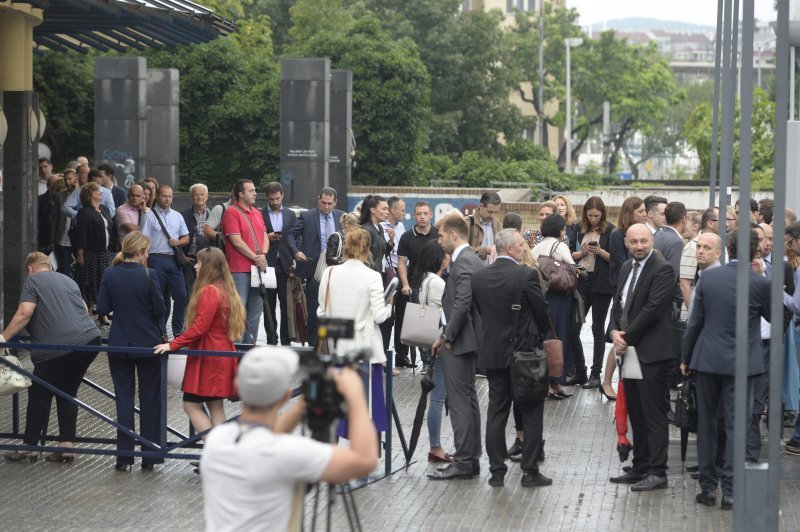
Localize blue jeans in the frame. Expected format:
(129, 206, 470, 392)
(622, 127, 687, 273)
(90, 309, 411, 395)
(232, 272, 264, 344)
(427, 355, 446, 449)
(148, 255, 187, 337)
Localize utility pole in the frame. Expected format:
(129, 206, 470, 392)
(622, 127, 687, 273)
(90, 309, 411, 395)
(538, 0, 545, 147)
(565, 37, 583, 174)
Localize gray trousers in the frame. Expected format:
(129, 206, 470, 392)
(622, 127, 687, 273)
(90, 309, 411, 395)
(440, 346, 482, 473)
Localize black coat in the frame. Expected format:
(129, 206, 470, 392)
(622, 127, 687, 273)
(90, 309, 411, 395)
(361, 221, 392, 274)
(73, 204, 116, 252)
(472, 258, 550, 370)
(262, 206, 297, 274)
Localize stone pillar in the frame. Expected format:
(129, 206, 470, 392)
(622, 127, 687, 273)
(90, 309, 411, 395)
(146, 68, 180, 189)
(329, 70, 352, 202)
(280, 58, 330, 207)
(2, 91, 39, 326)
(94, 57, 147, 189)
(0, 4, 42, 92)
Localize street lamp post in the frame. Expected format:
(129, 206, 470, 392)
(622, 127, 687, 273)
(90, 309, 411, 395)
(565, 37, 583, 174)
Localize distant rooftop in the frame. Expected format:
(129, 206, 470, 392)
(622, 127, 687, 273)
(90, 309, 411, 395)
(29, 0, 236, 53)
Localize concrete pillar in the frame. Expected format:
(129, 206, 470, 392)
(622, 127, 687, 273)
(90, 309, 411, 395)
(0, 4, 42, 92)
(146, 68, 180, 189)
(94, 57, 147, 189)
(330, 70, 352, 202)
(3, 91, 39, 326)
(280, 58, 330, 207)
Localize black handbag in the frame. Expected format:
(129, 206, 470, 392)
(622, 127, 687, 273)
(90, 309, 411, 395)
(508, 266, 549, 403)
(674, 377, 698, 433)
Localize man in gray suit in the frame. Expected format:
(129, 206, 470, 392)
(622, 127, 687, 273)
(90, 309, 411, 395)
(429, 214, 483, 481)
(653, 201, 687, 279)
(681, 228, 771, 510)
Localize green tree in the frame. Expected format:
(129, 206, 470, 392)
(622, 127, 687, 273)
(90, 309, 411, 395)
(33, 51, 96, 167)
(297, 15, 431, 185)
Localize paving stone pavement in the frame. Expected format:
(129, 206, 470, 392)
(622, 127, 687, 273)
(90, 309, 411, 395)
(2, 316, 800, 530)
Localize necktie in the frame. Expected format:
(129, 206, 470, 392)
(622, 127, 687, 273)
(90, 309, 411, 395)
(620, 261, 640, 330)
(321, 214, 332, 251)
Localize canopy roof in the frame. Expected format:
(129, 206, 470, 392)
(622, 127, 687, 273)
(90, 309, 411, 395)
(28, 0, 235, 53)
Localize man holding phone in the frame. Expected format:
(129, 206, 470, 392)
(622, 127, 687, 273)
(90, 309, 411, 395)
(262, 182, 297, 346)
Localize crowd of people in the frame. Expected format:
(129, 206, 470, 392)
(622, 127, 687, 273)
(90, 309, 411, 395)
(6, 159, 800, 524)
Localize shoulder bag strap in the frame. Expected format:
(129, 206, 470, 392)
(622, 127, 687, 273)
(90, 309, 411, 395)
(548, 240, 560, 259)
(233, 204, 262, 255)
(324, 266, 333, 313)
(152, 208, 174, 243)
(336, 231, 343, 257)
(422, 274, 433, 306)
(510, 265, 526, 343)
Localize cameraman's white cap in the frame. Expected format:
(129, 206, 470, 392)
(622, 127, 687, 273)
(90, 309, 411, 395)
(237, 346, 299, 407)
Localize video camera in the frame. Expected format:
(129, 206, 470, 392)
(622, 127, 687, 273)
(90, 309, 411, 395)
(298, 318, 367, 443)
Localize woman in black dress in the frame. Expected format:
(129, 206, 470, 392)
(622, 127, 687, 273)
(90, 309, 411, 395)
(73, 182, 116, 325)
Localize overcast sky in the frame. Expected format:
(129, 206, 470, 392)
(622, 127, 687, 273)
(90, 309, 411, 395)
(566, 0, 777, 28)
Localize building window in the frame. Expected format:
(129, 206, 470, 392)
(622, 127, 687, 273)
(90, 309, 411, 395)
(462, 0, 473, 11)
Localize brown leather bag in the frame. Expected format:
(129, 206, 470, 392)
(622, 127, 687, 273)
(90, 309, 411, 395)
(544, 319, 564, 378)
(537, 240, 577, 294)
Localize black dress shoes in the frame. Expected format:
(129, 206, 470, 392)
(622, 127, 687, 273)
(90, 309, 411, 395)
(581, 374, 601, 389)
(488, 472, 504, 487)
(508, 438, 522, 462)
(695, 491, 716, 506)
(428, 464, 474, 480)
(521, 472, 552, 488)
(395, 355, 414, 368)
(630, 474, 668, 491)
(609, 470, 646, 484)
(721, 495, 733, 510)
(565, 373, 587, 386)
(686, 464, 700, 473)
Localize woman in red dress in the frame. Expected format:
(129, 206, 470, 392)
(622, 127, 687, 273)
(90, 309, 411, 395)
(155, 247, 245, 437)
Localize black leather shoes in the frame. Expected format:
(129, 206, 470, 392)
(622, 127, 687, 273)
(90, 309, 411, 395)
(581, 374, 601, 389)
(610, 470, 646, 484)
(695, 491, 716, 506)
(521, 472, 552, 487)
(428, 464, 474, 481)
(565, 373, 587, 386)
(395, 355, 414, 368)
(721, 495, 733, 510)
(508, 438, 522, 462)
(686, 464, 700, 473)
(488, 472, 504, 487)
(630, 474, 668, 491)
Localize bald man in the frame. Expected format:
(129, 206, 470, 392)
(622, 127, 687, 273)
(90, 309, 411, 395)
(607, 224, 677, 492)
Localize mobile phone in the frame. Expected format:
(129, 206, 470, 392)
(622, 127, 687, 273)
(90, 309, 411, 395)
(588, 241, 599, 246)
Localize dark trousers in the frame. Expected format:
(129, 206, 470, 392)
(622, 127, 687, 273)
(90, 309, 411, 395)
(304, 277, 320, 346)
(23, 339, 100, 445)
(394, 292, 409, 357)
(625, 359, 671, 477)
(265, 272, 290, 345)
(486, 368, 543, 476)
(108, 353, 164, 466)
(747, 341, 771, 462)
(54, 244, 73, 276)
(182, 261, 196, 297)
(696, 371, 754, 495)
(577, 286, 612, 376)
(441, 347, 482, 472)
(148, 255, 187, 336)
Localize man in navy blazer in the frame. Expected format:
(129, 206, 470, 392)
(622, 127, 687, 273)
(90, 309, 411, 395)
(286, 187, 343, 346)
(681, 228, 770, 510)
(262, 182, 297, 345)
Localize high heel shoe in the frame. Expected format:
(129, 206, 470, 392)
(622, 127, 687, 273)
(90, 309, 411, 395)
(5, 451, 40, 463)
(45, 452, 75, 463)
(600, 384, 617, 402)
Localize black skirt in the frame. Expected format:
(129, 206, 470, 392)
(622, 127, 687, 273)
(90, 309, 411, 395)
(75, 250, 114, 302)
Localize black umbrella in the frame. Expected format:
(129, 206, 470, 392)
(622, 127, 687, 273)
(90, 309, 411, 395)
(406, 368, 437, 464)
(258, 281, 277, 342)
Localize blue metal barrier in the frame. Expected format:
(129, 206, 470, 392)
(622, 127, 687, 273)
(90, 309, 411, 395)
(0, 340, 302, 462)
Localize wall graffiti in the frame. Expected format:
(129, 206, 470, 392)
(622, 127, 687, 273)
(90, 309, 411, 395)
(98, 149, 137, 190)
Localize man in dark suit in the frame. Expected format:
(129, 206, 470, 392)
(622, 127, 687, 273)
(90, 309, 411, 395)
(472, 229, 551, 488)
(428, 214, 484, 481)
(607, 223, 676, 492)
(681, 228, 770, 510)
(286, 187, 343, 346)
(262, 182, 297, 346)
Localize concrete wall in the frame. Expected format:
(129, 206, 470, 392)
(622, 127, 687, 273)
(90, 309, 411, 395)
(146, 68, 180, 189)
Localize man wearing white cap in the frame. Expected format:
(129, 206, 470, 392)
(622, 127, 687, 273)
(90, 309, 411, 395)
(201, 346, 379, 531)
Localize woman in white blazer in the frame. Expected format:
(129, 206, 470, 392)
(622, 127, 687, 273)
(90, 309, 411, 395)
(318, 228, 392, 434)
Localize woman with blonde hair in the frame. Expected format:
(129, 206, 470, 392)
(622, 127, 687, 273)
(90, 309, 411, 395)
(97, 231, 166, 470)
(325, 212, 361, 265)
(318, 228, 392, 434)
(155, 247, 245, 437)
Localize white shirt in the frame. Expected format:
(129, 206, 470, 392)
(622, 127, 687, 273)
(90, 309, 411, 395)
(381, 220, 405, 268)
(440, 243, 470, 327)
(202, 422, 333, 532)
(621, 250, 654, 307)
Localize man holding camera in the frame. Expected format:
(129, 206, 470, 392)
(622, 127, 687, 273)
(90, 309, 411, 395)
(201, 346, 379, 531)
